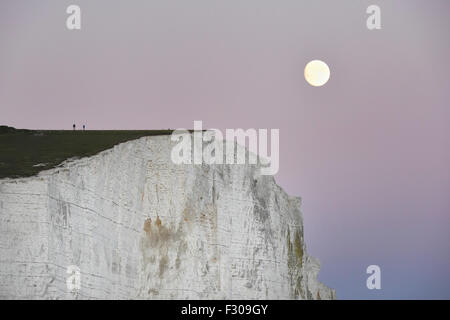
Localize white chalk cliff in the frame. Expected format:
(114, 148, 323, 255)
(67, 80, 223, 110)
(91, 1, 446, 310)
(0, 134, 335, 299)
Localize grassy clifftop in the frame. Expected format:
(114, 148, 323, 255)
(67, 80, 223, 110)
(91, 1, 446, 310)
(0, 126, 173, 179)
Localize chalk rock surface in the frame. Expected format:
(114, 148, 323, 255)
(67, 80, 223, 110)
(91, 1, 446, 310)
(0, 135, 335, 299)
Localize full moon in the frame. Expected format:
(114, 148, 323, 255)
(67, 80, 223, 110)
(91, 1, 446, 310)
(304, 60, 330, 87)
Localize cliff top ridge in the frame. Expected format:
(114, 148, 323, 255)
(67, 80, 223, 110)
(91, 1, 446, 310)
(0, 126, 174, 179)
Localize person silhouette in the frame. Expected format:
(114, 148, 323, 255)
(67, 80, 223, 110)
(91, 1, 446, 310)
(73, 124, 76, 131)
(83, 125, 85, 131)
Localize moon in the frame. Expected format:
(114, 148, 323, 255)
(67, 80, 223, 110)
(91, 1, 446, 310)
(304, 60, 330, 87)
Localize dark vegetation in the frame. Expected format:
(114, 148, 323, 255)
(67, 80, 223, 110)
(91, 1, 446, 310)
(0, 126, 173, 179)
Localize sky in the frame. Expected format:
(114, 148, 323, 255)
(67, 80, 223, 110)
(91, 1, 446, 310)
(1, 0, 449, 299)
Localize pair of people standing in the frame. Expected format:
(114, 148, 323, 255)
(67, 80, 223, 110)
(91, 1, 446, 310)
(72, 124, 86, 131)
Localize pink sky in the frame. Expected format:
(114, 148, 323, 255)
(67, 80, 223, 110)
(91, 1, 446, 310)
(1, 0, 449, 298)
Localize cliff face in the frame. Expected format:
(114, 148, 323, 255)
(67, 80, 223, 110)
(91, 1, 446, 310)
(0, 135, 335, 299)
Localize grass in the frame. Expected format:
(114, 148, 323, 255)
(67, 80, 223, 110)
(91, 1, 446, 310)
(0, 126, 174, 179)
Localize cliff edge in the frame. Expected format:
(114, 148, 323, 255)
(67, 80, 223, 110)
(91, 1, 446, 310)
(0, 134, 335, 299)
